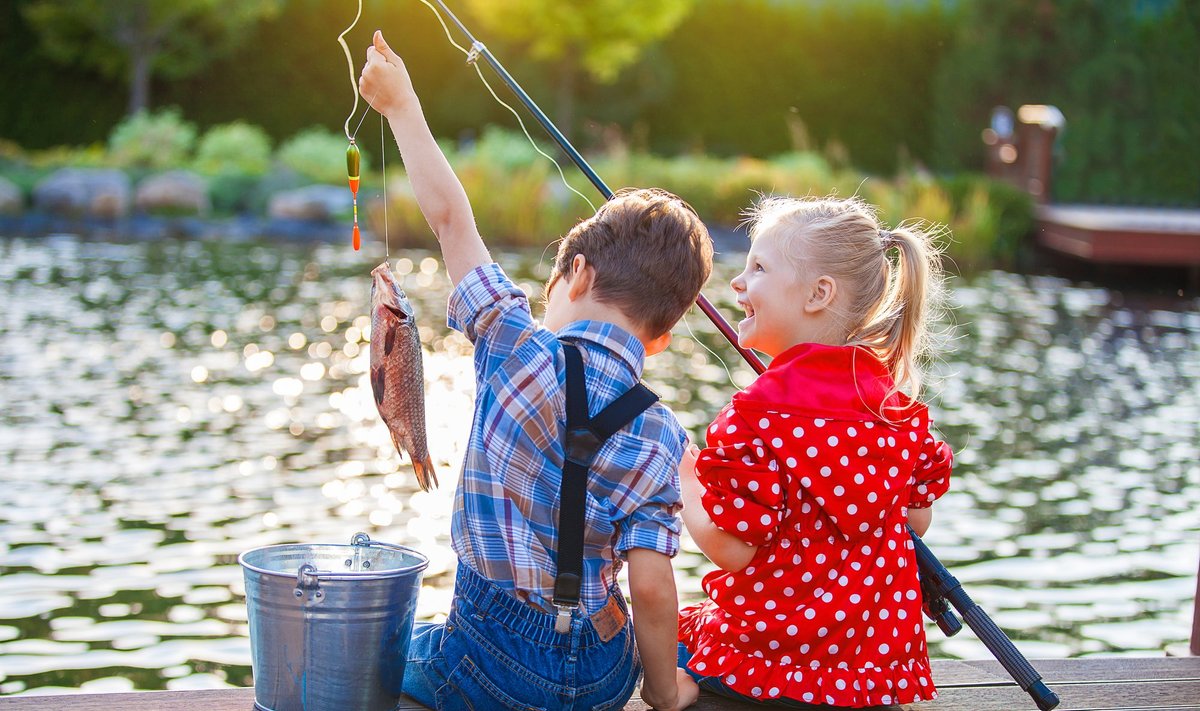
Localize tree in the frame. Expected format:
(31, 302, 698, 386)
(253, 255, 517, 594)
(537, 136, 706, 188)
(22, 0, 282, 116)
(463, 0, 694, 137)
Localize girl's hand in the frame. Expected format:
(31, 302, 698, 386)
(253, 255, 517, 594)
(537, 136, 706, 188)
(679, 442, 700, 483)
(359, 30, 418, 118)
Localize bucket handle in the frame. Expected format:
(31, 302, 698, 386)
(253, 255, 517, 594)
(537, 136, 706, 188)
(350, 531, 412, 554)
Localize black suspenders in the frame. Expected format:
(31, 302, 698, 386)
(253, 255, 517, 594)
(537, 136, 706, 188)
(553, 341, 659, 633)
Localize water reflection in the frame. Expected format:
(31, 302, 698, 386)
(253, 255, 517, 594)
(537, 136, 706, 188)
(0, 237, 1197, 694)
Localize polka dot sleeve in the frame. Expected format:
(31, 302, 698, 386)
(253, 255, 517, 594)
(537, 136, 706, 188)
(908, 433, 952, 509)
(696, 408, 785, 546)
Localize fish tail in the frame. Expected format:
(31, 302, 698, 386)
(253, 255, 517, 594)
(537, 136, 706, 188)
(411, 457, 438, 492)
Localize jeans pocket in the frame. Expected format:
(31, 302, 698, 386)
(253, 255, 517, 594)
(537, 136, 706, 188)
(586, 662, 638, 711)
(585, 630, 640, 711)
(435, 655, 549, 711)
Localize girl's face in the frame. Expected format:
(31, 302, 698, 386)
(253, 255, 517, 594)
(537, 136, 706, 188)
(730, 227, 816, 357)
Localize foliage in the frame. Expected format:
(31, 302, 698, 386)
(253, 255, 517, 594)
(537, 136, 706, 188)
(372, 129, 1033, 271)
(277, 127, 365, 186)
(21, 0, 282, 114)
(931, 0, 1199, 205)
(108, 108, 197, 170)
(464, 0, 694, 84)
(194, 122, 273, 176)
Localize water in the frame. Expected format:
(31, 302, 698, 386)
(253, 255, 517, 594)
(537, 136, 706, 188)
(0, 236, 1197, 695)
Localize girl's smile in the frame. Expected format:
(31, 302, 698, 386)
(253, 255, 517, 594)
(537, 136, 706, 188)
(731, 225, 842, 357)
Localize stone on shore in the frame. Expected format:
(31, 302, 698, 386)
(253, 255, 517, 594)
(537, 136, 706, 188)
(135, 170, 210, 216)
(34, 168, 131, 218)
(267, 185, 351, 221)
(0, 175, 22, 215)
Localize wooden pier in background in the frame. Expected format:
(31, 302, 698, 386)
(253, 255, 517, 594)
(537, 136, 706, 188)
(1035, 204, 1200, 269)
(2, 656, 1199, 710)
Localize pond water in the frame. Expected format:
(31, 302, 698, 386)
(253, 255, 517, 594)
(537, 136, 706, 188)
(0, 236, 1197, 696)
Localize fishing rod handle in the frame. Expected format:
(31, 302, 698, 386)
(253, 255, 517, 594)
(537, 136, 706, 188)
(960, 605, 1060, 710)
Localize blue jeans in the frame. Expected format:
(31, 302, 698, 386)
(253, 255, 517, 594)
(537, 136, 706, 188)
(402, 564, 640, 710)
(677, 644, 809, 708)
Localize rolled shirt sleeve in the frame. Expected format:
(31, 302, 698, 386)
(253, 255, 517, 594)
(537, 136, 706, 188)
(614, 430, 686, 559)
(908, 429, 953, 509)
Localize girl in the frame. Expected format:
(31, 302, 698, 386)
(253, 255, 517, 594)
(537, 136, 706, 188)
(677, 196, 953, 707)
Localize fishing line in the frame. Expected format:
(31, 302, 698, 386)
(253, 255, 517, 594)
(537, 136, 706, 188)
(337, 0, 364, 142)
(681, 313, 743, 393)
(381, 112, 390, 260)
(415, 0, 596, 213)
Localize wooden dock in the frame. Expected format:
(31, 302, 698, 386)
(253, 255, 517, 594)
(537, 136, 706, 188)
(1, 656, 1197, 710)
(1035, 204, 1200, 267)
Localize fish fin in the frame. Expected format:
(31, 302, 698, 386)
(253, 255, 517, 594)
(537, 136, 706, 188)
(370, 366, 386, 406)
(384, 323, 396, 356)
(411, 457, 437, 492)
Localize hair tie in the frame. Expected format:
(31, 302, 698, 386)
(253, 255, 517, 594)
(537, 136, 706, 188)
(880, 230, 896, 249)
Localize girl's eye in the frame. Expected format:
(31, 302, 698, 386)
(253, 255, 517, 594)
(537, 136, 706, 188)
(754, 262, 764, 272)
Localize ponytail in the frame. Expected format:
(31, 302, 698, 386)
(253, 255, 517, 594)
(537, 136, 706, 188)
(847, 222, 947, 404)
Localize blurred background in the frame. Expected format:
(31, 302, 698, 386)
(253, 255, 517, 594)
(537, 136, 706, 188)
(0, 0, 1198, 699)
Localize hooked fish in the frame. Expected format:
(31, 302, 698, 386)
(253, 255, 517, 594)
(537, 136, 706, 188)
(370, 261, 436, 491)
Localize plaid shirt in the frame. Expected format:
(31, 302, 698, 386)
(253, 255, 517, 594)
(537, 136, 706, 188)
(447, 263, 685, 615)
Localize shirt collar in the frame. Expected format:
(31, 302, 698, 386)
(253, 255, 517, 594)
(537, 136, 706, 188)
(555, 320, 646, 377)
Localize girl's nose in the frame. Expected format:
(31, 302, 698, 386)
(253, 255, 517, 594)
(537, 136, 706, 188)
(730, 272, 745, 292)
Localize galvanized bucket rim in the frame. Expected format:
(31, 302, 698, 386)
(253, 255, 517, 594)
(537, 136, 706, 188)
(238, 536, 429, 582)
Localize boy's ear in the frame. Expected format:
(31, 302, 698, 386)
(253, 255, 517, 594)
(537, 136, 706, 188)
(803, 275, 837, 313)
(566, 254, 593, 300)
(644, 331, 672, 356)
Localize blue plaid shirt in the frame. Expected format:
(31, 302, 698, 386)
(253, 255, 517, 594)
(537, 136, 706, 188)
(447, 263, 685, 615)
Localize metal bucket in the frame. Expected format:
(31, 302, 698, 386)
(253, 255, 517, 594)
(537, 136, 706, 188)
(239, 532, 428, 711)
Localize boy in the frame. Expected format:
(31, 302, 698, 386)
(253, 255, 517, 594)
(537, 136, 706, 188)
(360, 31, 711, 711)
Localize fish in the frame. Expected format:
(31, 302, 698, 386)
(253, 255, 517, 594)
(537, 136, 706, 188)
(370, 261, 437, 491)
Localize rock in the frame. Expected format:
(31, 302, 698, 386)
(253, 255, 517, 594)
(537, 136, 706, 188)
(0, 175, 22, 215)
(267, 184, 351, 221)
(33, 168, 131, 218)
(135, 170, 210, 216)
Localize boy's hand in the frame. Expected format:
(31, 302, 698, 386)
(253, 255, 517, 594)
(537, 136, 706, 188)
(359, 30, 418, 118)
(641, 668, 700, 711)
(673, 669, 700, 709)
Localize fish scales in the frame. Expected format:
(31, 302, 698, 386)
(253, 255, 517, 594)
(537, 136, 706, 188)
(370, 261, 437, 491)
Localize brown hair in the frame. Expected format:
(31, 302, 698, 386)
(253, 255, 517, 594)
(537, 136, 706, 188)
(744, 195, 947, 401)
(547, 187, 713, 338)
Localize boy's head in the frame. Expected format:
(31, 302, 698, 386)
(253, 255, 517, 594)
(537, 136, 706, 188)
(545, 188, 713, 340)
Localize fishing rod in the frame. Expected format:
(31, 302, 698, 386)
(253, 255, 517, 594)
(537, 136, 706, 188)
(425, 3, 1059, 709)
(426, 0, 752, 369)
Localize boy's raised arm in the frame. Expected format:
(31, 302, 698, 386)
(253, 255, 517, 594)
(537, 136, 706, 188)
(359, 30, 490, 285)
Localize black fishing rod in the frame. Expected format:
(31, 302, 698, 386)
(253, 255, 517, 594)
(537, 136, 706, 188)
(427, 3, 1059, 709)
(428, 0, 753, 367)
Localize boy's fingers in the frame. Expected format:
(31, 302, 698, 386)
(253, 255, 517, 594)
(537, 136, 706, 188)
(373, 29, 402, 64)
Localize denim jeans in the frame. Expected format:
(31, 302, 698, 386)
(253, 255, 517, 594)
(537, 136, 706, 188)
(402, 564, 640, 711)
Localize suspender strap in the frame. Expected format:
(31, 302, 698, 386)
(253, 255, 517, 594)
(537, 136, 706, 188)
(553, 342, 658, 631)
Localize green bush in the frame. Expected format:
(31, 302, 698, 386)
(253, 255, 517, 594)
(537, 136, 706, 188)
(277, 126, 366, 185)
(108, 108, 197, 169)
(208, 172, 263, 215)
(194, 122, 272, 176)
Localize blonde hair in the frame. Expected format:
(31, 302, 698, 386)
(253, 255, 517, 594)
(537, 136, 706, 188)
(743, 195, 947, 402)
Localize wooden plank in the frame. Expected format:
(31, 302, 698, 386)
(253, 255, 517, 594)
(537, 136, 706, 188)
(952, 656, 1200, 685)
(0, 688, 259, 711)
(904, 680, 1200, 711)
(3, 658, 1199, 710)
